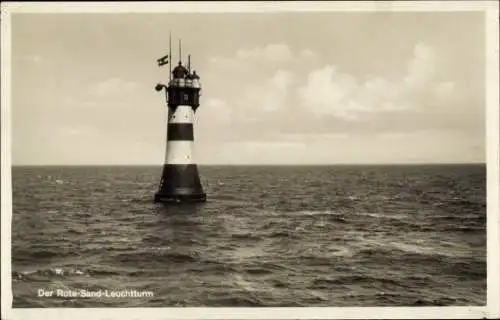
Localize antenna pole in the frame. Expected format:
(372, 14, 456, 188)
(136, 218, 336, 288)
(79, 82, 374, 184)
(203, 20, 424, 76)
(179, 39, 182, 64)
(169, 31, 172, 82)
(188, 54, 191, 73)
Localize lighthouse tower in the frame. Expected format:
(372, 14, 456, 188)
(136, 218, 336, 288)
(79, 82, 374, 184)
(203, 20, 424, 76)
(154, 39, 206, 204)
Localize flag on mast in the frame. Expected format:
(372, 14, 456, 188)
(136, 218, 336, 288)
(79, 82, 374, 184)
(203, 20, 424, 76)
(157, 54, 169, 67)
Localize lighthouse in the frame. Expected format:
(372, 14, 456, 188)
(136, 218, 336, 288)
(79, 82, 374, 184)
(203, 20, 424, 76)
(154, 37, 206, 204)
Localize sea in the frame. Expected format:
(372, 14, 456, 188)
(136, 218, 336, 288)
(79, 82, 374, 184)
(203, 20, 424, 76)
(10, 164, 486, 307)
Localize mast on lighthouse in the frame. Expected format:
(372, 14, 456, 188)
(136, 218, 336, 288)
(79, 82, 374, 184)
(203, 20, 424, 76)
(154, 36, 206, 204)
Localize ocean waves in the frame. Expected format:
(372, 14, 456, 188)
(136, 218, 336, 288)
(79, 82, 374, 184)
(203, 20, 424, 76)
(11, 164, 486, 307)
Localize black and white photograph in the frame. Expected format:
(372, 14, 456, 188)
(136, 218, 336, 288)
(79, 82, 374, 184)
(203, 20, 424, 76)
(1, 1, 499, 319)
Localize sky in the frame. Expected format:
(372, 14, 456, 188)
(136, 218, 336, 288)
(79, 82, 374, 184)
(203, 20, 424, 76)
(10, 11, 486, 165)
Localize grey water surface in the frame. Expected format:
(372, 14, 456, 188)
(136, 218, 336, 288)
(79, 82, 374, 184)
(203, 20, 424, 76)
(11, 164, 486, 307)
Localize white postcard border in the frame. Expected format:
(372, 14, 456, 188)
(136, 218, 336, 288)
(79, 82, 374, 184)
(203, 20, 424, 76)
(1, 1, 498, 319)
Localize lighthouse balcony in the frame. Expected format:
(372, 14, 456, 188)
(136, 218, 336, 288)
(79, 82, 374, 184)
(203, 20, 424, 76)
(191, 80, 201, 89)
(169, 79, 202, 89)
(169, 78, 185, 87)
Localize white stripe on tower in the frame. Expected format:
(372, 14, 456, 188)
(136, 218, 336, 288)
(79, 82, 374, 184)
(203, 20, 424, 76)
(165, 105, 195, 165)
(165, 141, 194, 164)
(169, 105, 195, 123)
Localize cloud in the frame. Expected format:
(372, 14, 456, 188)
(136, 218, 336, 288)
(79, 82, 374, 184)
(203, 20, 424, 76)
(298, 42, 456, 120)
(65, 77, 142, 113)
(206, 42, 456, 126)
(404, 42, 437, 88)
(235, 43, 294, 62)
(241, 69, 295, 112)
(202, 68, 296, 126)
(280, 132, 350, 142)
(210, 43, 316, 67)
(48, 76, 154, 145)
(197, 41, 468, 150)
(235, 141, 306, 149)
(299, 49, 317, 60)
(298, 65, 367, 120)
(203, 97, 232, 122)
(207, 43, 318, 83)
(204, 44, 317, 122)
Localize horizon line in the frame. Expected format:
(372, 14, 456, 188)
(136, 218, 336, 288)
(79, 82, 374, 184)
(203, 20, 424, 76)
(10, 162, 487, 167)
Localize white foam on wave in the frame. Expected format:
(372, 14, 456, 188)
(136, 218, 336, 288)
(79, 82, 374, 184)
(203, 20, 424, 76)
(16, 267, 88, 278)
(357, 212, 408, 220)
(299, 210, 338, 216)
(389, 242, 436, 256)
(233, 274, 258, 292)
(388, 240, 474, 259)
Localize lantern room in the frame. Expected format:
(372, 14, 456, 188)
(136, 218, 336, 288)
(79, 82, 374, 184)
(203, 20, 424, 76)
(167, 59, 201, 110)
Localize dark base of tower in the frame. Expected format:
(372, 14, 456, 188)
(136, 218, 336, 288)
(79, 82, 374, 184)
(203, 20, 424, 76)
(155, 164, 206, 204)
(154, 192, 207, 204)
